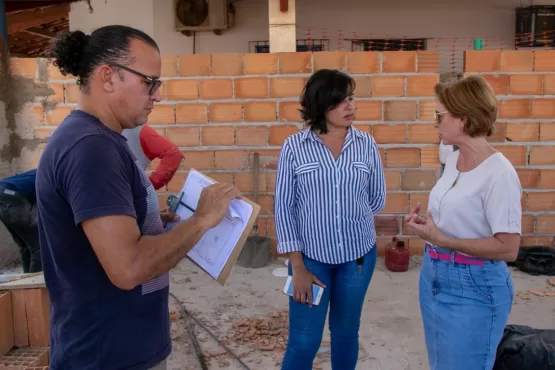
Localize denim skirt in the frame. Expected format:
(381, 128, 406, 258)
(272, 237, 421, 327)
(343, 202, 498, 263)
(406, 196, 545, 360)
(419, 245, 514, 370)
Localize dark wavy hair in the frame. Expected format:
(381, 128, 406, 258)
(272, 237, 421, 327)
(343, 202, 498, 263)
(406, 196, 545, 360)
(49, 25, 159, 92)
(299, 69, 356, 134)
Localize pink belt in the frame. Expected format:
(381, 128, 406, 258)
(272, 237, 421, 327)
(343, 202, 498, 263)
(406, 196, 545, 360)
(426, 243, 484, 266)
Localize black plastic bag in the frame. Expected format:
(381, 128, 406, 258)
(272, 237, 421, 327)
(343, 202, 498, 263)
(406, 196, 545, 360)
(507, 246, 555, 276)
(494, 324, 555, 370)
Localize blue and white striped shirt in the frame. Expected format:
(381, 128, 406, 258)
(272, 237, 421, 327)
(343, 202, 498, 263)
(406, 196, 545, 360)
(274, 126, 386, 264)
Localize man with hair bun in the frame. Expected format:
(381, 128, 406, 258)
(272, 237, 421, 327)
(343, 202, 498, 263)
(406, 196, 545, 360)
(36, 25, 241, 370)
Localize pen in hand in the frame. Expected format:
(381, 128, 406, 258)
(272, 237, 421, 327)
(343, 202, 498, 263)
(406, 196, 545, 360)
(176, 199, 231, 221)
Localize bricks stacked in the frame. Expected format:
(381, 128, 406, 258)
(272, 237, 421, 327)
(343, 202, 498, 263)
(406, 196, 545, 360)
(7, 49, 555, 256)
(464, 50, 555, 249)
(0, 289, 50, 370)
(0, 346, 49, 370)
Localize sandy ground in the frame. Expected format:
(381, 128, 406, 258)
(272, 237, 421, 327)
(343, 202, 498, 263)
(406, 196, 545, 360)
(166, 256, 555, 370)
(2, 255, 554, 369)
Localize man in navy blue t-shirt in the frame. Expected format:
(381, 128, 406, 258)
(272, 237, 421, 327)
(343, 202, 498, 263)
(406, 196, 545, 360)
(36, 26, 240, 370)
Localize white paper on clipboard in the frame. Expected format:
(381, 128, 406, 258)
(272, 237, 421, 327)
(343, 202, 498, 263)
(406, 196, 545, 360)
(166, 169, 254, 280)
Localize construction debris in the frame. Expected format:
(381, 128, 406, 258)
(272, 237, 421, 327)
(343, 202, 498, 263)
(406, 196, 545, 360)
(517, 289, 555, 299)
(529, 290, 547, 297)
(223, 310, 288, 352)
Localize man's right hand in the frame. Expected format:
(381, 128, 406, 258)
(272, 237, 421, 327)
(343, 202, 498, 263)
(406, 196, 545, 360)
(194, 183, 242, 229)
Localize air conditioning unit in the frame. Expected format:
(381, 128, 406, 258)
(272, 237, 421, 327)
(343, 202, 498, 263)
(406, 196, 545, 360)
(515, 5, 555, 48)
(174, 0, 230, 32)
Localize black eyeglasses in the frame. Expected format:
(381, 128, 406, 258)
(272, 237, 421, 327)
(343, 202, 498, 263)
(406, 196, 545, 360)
(112, 63, 162, 95)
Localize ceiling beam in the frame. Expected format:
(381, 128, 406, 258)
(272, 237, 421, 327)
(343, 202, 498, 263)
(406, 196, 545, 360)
(4, 1, 73, 13)
(16, 42, 50, 55)
(7, 3, 69, 34)
(9, 36, 49, 51)
(23, 27, 56, 39)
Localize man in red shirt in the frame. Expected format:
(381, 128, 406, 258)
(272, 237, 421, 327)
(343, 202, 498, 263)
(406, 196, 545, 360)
(122, 125, 182, 190)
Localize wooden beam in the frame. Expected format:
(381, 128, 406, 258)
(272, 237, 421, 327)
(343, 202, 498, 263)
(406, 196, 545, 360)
(23, 27, 55, 39)
(280, 0, 288, 12)
(7, 4, 69, 34)
(17, 42, 50, 55)
(5, 1, 72, 13)
(8, 37, 25, 48)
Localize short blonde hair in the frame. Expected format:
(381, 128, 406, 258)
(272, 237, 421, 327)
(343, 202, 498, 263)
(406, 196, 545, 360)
(434, 75, 498, 137)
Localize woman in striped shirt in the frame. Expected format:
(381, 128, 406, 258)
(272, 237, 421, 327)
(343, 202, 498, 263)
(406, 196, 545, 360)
(274, 69, 386, 370)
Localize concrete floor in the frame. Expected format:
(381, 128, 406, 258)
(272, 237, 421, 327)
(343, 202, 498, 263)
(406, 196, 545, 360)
(167, 256, 555, 370)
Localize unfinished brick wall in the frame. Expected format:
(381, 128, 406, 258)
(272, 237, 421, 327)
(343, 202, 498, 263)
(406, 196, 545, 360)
(464, 50, 555, 250)
(7, 50, 555, 257)
(0, 56, 53, 268)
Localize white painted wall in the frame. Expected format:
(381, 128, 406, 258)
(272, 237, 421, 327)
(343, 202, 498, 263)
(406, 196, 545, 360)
(69, 0, 156, 37)
(69, 0, 554, 72)
(153, 0, 269, 54)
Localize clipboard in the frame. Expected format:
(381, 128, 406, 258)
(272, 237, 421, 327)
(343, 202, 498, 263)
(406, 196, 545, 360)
(166, 169, 261, 285)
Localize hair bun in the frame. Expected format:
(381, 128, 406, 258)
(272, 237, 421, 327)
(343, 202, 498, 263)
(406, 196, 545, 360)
(50, 30, 90, 77)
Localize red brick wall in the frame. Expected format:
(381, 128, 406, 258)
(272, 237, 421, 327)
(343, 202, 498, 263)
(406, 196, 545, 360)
(464, 50, 555, 249)
(7, 50, 555, 256)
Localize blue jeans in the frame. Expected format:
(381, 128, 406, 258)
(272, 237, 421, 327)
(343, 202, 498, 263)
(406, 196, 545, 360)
(419, 245, 514, 370)
(281, 246, 377, 370)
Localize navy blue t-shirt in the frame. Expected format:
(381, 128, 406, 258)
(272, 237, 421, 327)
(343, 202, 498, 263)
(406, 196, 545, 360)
(36, 110, 171, 370)
(1, 169, 37, 202)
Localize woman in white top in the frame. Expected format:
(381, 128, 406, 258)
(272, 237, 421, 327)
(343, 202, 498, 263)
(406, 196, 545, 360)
(405, 75, 521, 370)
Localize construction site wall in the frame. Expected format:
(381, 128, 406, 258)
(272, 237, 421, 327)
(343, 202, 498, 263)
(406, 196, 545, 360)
(1, 50, 554, 258)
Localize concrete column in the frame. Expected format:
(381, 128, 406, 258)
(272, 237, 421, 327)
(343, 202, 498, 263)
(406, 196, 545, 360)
(268, 0, 296, 53)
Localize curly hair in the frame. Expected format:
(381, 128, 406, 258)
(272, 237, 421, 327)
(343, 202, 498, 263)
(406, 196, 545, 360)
(299, 69, 356, 134)
(50, 25, 159, 92)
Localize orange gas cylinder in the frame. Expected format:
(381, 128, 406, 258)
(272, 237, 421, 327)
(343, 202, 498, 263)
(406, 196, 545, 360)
(385, 237, 410, 272)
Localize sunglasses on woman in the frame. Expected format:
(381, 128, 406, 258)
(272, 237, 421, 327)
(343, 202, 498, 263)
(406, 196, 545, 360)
(434, 111, 448, 123)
